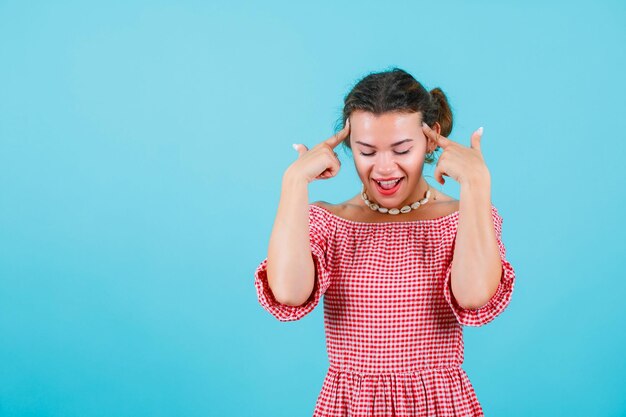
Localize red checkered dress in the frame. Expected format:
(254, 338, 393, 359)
(254, 203, 516, 416)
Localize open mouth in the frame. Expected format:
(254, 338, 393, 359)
(373, 178, 404, 195)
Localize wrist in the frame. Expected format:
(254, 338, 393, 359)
(459, 170, 491, 189)
(283, 168, 310, 187)
(460, 174, 491, 200)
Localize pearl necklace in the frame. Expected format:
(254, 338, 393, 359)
(360, 183, 434, 215)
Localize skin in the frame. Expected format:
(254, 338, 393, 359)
(316, 110, 460, 222)
(299, 110, 504, 310)
(286, 111, 503, 309)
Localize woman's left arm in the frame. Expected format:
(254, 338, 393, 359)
(420, 122, 504, 310)
(451, 177, 503, 310)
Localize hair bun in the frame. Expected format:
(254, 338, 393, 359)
(429, 87, 453, 138)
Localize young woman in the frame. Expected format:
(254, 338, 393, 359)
(254, 68, 516, 417)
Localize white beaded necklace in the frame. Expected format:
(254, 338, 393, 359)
(360, 183, 435, 215)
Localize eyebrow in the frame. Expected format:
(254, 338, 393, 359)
(354, 139, 413, 149)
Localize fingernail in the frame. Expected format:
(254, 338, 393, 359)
(292, 143, 298, 151)
(422, 121, 430, 128)
(477, 126, 484, 135)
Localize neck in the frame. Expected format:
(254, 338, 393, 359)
(402, 177, 433, 207)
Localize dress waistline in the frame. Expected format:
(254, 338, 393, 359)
(328, 364, 463, 377)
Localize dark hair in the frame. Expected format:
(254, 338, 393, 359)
(335, 67, 454, 165)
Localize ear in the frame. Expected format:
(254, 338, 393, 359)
(426, 122, 442, 153)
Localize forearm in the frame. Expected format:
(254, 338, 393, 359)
(450, 176, 503, 309)
(266, 168, 316, 306)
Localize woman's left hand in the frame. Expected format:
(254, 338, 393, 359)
(421, 122, 491, 186)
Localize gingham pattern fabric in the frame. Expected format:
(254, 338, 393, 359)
(254, 203, 516, 416)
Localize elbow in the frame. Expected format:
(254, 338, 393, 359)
(266, 254, 317, 307)
(274, 288, 312, 307)
(267, 272, 315, 307)
(458, 298, 488, 311)
(275, 295, 309, 307)
(456, 283, 498, 310)
(453, 258, 503, 310)
(456, 291, 491, 310)
(458, 273, 502, 310)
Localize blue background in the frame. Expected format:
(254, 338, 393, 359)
(1, 1, 625, 416)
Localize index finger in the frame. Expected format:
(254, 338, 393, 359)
(325, 118, 351, 148)
(421, 121, 452, 149)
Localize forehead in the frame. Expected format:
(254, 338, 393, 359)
(350, 111, 423, 145)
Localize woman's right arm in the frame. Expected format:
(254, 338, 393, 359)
(264, 118, 350, 306)
(265, 169, 316, 306)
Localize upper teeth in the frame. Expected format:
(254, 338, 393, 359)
(377, 179, 401, 186)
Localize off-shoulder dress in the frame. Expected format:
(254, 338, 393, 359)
(254, 203, 516, 417)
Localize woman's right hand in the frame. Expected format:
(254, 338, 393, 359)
(287, 118, 351, 184)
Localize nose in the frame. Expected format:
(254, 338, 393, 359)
(375, 152, 399, 174)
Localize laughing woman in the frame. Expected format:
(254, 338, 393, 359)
(254, 67, 516, 417)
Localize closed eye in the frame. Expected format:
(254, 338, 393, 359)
(359, 149, 411, 156)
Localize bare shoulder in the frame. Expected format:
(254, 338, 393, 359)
(311, 200, 331, 209)
(311, 200, 340, 212)
(310, 200, 348, 217)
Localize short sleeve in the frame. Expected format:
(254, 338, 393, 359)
(443, 205, 516, 327)
(254, 204, 334, 322)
